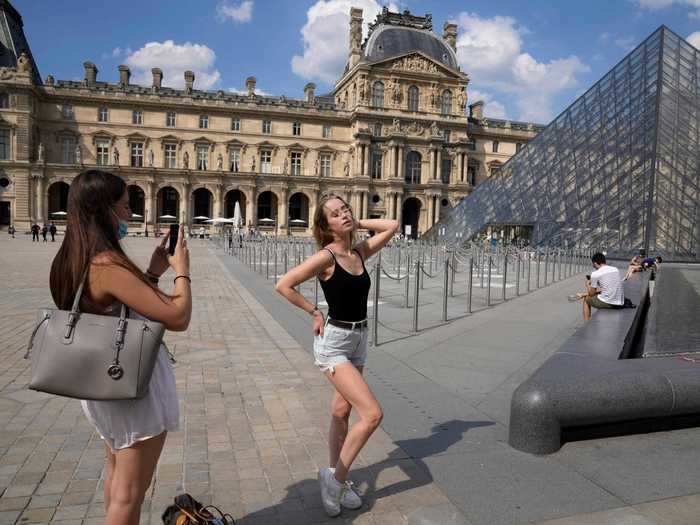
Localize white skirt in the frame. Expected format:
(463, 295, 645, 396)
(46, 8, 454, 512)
(81, 344, 179, 450)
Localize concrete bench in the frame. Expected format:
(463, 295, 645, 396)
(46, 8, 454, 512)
(509, 271, 700, 454)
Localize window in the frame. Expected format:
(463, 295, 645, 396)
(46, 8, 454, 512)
(0, 93, 8, 109)
(466, 138, 476, 151)
(231, 116, 240, 131)
(290, 152, 302, 175)
(62, 103, 74, 119)
(130, 142, 144, 167)
(61, 136, 76, 164)
(489, 163, 502, 177)
(443, 130, 451, 143)
(371, 152, 383, 179)
(441, 158, 452, 184)
(292, 121, 301, 136)
(322, 124, 332, 138)
(260, 150, 272, 173)
(196, 144, 208, 170)
(516, 142, 524, 153)
(373, 122, 382, 136)
(405, 151, 422, 184)
(229, 149, 240, 171)
(0, 129, 10, 159)
(262, 119, 272, 134)
(441, 90, 452, 115)
(98, 106, 108, 122)
(166, 111, 176, 127)
(164, 144, 177, 168)
(132, 110, 143, 125)
(492, 140, 499, 153)
(96, 140, 110, 166)
(467, 162, 477, 185)
(199, 115, 209, 129)
(407, 85, 419, 111)
(371, 81, 384, 108)
(320, 153, 331, 177)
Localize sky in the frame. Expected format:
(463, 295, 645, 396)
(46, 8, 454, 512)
(13, 0, 700, 124)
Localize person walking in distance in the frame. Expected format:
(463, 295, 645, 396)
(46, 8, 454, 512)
(49, 169, 192, 525)
(31, 222, 39, 241)
(276, 193, 399, 517)
(7, 224, 15, 238)
(41, 223, 48, 242)
(49, 221, 57, 242)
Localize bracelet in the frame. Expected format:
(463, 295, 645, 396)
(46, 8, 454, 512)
(174, 275, 191, 284)
(145, 270, 160, 282)
(310, 306, 321, 316)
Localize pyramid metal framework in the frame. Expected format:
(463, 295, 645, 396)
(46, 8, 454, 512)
(430, 26, 700, 262)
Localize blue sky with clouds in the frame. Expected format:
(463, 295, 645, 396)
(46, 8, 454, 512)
(13, 0, 700, 124)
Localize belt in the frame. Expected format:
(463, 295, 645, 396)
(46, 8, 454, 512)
(327, 318, 367, 330)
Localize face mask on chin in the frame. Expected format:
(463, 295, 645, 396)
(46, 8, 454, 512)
(112, 210, 128, 239)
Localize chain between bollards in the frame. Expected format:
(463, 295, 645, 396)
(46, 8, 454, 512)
(486, 255, 492, 306)
(515, 254, 521, 296)
(502, 254, 508, 302)
(467, 257, 473, 314)
(442, 257, 449, 322)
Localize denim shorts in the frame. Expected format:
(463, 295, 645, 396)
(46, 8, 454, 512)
(313, 320, 368, 374)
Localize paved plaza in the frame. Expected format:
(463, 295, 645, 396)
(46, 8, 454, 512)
(1, 235, 700, 525)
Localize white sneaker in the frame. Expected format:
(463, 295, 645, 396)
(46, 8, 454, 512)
(330, 467, 362, 509)
(318, 467, 343, 517)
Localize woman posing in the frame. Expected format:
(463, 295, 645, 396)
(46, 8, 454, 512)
(276, 194, 398, 517)
(49, 170, 192, 525)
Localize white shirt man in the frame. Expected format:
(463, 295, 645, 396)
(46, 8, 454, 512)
(590, 264, 624, 306)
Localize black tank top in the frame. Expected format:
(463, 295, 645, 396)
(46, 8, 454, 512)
(319, 248, 371, 322)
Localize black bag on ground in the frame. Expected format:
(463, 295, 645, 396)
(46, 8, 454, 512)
(623, 297, 637, 309)
(162, 493, 235, 524)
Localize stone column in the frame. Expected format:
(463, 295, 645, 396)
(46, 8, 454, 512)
(398, 146, 405, 180)
(387, 147, 394, 180)
(214, 184, 224, 219)
(146, 181, 156, 231)
(435, 149, 442, 181)
(363, 145, 370, 177)
(435, 196, 441, 223)
(362, 191, 368, 219)
(36, 175, 45, 223)
(428, 149, 435, 181)
(182, 183, 191, 226)
(278, 189, 288, 232)
(396, 193, 403, 227)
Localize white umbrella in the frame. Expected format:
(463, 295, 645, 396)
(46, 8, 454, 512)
(131, 213, 143, 218)
(193, 215, 210, 220)
(51, 211, 67, 216)
(205, 217, 235, 224)
(290, 218, 307, 224)
(258, 217, 275, 223)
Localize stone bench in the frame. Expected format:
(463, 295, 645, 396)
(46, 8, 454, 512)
(509, 271, 700, 454)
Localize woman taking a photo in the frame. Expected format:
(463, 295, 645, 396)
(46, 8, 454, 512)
(50, 169, 191, 525)
(276, 194, 398, 517)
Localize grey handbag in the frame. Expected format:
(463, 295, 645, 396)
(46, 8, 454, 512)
(25, 274, 165, 400)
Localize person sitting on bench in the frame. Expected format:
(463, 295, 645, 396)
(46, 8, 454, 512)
(569, 252, 624, 320)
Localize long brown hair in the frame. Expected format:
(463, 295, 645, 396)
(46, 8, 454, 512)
(49, 169, 164, 313)
(312, 193, 356, 248)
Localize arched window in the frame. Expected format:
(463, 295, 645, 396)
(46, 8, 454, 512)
(407, 85, 419, 111)
(371, 81, 384, 108)
(405, 151, 422, 184)
(441, 90, 452, 115)
(0, 93, 8, 109)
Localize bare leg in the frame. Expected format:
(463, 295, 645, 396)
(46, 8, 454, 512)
(583, 298, 591, 321)
(103, 444, 116, 513)
(329, 366, 363, 467)
(324, 363, 382, 483)
(105, 432, 166, 525)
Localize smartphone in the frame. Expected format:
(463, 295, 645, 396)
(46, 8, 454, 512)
(585, 274, 591, 280)
(168, 224, 180, 256)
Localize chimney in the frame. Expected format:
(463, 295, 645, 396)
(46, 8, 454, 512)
(443, 22, 457, 52)
(151, 68, 163, 90)
(348, 8, 363, 69)
(184, 70, 195, 94)
(469, 101, 484, 120)
(246, 76, 256, 96)
(118, 65, 130, 87)
(83, 61, 97, 87)
(304, 82, 316, 103)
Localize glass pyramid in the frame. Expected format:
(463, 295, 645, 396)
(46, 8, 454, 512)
(430, 26, 699, 262)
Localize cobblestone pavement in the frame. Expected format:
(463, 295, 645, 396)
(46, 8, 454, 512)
(0, 235, 464, 525)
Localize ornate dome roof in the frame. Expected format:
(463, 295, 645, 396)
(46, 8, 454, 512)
(363, 24, 459, 70)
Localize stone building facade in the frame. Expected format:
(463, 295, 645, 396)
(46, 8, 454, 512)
(0, 3, 543, 237)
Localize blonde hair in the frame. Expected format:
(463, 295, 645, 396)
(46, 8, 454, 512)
(312, 193, 356, 248)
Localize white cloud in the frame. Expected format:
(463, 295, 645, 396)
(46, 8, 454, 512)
(455, 12, 590, 123)
(112, 47, 123, 58)
(291, 0, 399, 84)
(632, 0, 700, 17)
(687, 31, 700, 47)
(614, 36, 637, 51)
(125, 40, 221, 90)
(228, 86, 273, 96)
(217, 0, 253, 23)
(468, 89, 507, 119)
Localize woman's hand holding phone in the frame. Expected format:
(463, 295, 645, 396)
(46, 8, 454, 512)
(167, 224, 190, 277)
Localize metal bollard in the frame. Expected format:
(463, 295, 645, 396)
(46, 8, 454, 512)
(449, 252, 456, 297)
(480, 250, 485, 289)
(412, 261, 420, 332)
(527, 253, 532, 292)
(405, 255, 411, 308)
(486, 255, 492, 306)
(467, 257, 473, 314)
(372, 263, 380, 346)
(442, 257, 449, 322)
(502, 255, 508, 302)
(420, 253, 425, 289)
(536, 250, 541, 289)
(544, 249, 549, 286)
(515, 255, 521, 296)
(284, 250, 288, 275)
(265, 245, 270, 280)
(274, 246, 278, 283)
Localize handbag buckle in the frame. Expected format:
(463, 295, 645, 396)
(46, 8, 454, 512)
(107, 363, 124, 380)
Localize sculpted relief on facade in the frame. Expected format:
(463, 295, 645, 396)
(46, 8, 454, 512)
(390, 54, 441, 74)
